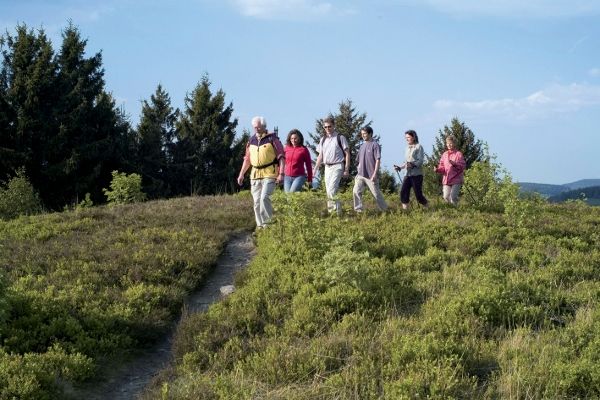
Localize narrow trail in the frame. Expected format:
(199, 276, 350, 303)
(68, 232, 256, 400)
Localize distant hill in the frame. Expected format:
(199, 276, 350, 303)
(548, 185, 600, 205)
(518, 178, 600, 198)
(518, 182, 567, 197)
(563, 179, 600, 190)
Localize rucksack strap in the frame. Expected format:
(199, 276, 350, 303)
(254, 158, 279, 169)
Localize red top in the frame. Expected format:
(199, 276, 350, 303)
(284, 145, 313, 182)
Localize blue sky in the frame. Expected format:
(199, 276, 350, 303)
(2, 0, 599, 184)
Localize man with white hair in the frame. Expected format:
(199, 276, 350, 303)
(237, 116, 285, 228)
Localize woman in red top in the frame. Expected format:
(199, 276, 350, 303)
(434, 135, 466, 205)
(283, 129, 313, 192)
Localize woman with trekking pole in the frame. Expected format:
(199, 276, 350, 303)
(394, 130, 428, 210)
(434, 135, 466, 205)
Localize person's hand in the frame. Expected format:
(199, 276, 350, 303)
(237, 175, 244, 186)
(343, 170, 350, 178)
(276, 174, 284, 185)
(370, 174, 377, 182)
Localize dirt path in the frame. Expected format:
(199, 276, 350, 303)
(68, 232, 256, 400)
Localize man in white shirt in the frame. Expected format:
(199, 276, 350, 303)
(313, 116, 350, 215)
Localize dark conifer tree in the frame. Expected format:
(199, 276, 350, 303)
(0, 25, 57, 186)
(135, 84, 178, 198)
(174, 74, 239, 195)
(46, 23, 133, 207)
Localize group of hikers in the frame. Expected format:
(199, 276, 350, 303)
(237, 115, 466, 229)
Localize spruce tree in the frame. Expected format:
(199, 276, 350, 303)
(307, 99, 371, 179)
(47, 23, 133, 207)
(135, 84, 178, 198)
(174, 74, 238, 195)
(0, 25, 57, 188)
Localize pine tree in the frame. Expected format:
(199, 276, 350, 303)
(307, 99, 371, 179)
(174, 74, 239, 195)
(46, 23, 133, 207)
(0, 25, 57, 187)
(135, 84, 178, 198)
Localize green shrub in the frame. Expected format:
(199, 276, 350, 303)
(0, 169, 43, 220)
(0, 344, 93, 400)
(103, 170, 146, 205)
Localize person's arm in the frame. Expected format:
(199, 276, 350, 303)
(342, 141, 350, 178)
(342, 136, 351, 177)
(275, 138, 285, 184)
(413, 145, 424, 168)
(304, 148, 313, 183)
(313, 153, 322, 177)
(434, 152, 446, 174)
(371, 158, 381, 181)
(277, 157, 285, 184)
(452, 152, 466, 171)
(237, 158, 251, 186)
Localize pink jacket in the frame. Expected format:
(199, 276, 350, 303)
(284, 145, 313, 182)
(435, 150, 466, 185)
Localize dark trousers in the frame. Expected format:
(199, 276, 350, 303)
(400, 175, 428, 205)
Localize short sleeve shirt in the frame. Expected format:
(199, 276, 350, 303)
(357, 140, 381, 178)
(316, 132, 348, 164)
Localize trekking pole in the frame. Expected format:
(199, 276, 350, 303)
(393, 165, 404, 195)
(462, 183, 479, 206)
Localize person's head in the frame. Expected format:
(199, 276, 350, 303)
(405, 129, 419, 144)
(251, 116, 267, 135)
(322, 116, 335, 134)
(445, 135, 456, 150)
(286, 129, 304, 147)
(361, 126, 373, 141)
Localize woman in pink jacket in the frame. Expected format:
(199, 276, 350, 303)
(283, 129, 313, 192)
(434, 135, 466, 205)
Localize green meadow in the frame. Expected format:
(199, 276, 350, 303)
(1, 189, 600, 399)
(148, 191, 600, 399)
(0, 195, 253, 399)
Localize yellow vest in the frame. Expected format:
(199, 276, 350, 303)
(249, 133, 279, 179)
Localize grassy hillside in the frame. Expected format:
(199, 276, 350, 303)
(0, 195, 254, 399)
(145, 191, 600, 399)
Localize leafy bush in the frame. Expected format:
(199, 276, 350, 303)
(0, 169, 43, 220)
(0, 344, 93, 400)
(103, 170, 147, 205)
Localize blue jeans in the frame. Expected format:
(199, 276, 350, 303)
(284, 175, 307, 193)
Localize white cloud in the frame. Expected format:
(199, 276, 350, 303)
(399, 0, 600, 19)
(589, 68, 600, 78)
(434, 83, 600, 121)
(228, 0, 354, 19)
